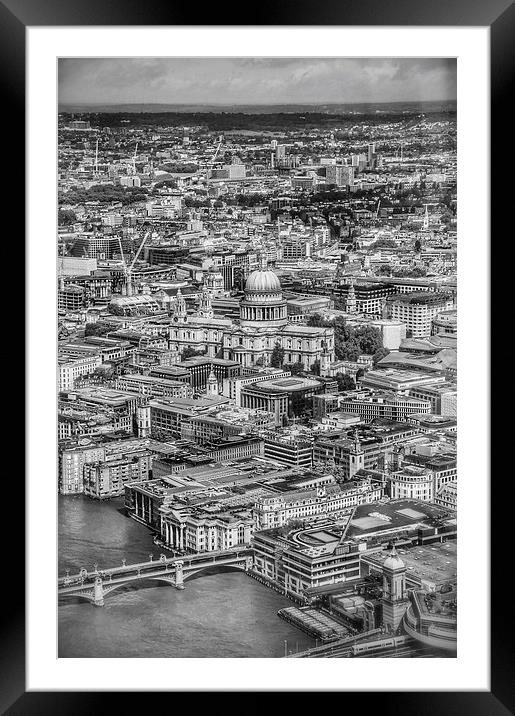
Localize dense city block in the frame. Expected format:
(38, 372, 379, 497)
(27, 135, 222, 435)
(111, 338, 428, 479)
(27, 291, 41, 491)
(58, 101, 457, 657)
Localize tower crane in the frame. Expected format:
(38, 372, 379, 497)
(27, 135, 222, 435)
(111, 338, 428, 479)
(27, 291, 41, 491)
(421, 203, 439, 230)
(205, 137, 223, 182)
(117, 230, 150, 296)
(132, 142, 139, 174)
(423, 203, 430, 230)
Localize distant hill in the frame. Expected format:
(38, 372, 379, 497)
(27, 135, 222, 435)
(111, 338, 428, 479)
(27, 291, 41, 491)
(58, 100, 456, 115)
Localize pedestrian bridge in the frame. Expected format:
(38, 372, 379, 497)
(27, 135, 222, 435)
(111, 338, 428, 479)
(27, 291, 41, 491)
(58, 548, 254, 606)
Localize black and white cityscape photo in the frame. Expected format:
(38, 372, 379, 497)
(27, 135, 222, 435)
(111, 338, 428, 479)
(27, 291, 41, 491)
(57, 58, 457, 658)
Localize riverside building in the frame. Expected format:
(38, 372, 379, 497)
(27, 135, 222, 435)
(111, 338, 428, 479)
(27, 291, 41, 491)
(253, 478, 382, 530)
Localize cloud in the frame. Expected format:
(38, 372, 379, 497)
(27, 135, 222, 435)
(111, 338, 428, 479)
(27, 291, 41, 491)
(58, 57, 456, 105)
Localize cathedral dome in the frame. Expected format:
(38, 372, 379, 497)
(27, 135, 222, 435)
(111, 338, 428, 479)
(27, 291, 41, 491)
(245, 269, 281, 294)
(240, 267, 287, 326)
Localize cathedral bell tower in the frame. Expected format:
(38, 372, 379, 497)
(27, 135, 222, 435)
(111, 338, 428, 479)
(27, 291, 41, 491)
(198, 286, 214, 319)
(172, 288, 187, 323)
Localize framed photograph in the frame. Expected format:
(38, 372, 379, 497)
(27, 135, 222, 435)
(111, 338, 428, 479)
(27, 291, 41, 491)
(7, 0, 508, 710)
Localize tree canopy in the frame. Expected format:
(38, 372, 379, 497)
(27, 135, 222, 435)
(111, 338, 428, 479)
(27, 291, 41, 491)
(84, 322, 115, 337)
(391, 265, 427, 278)
(58, 184, 148, 206)
(285, 360, 304, 376)
(270, 343, 285, 368)
(58, 209, 77, 226)
(336, 373, 356, 391)
(371, 238, 397, 249)
(307, 314, 384, 361)
(372, 347, 390, 365)
(181, 347, 206, 361)
(161, 162, 198, 173)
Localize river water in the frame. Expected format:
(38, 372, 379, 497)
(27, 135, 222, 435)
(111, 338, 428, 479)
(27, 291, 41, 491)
(58, 496, 314, 658)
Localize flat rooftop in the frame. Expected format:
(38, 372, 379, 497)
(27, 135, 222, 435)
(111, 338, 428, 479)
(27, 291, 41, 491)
(148, 366, 190, 377)
(365, 541, 457, 587)
(63, 386, 137, 405)
(388, 291, 453, 304)
(119, 374, 187, 388)
(362, 368, 446, 384)
(149, 396, 228, 411)
(254, 376, 321, 392)
(347, 499, 456, 539)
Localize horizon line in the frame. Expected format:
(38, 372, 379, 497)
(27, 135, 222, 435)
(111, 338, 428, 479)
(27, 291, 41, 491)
(58, 99, 457, 113)
(60, 99, 456, 105)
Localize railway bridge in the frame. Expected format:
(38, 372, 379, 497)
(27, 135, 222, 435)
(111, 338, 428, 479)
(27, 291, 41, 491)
(58, 548, 254, 606)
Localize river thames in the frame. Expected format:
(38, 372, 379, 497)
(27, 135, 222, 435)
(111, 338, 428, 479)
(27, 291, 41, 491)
(58, 496, 314, 658)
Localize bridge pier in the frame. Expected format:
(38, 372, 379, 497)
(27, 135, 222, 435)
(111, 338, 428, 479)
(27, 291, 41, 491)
(93, 576, 104, 607)
(175, 560, 184, 590)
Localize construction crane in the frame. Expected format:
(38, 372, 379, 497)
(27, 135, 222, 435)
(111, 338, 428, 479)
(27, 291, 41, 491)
(423, 203, 430, 230)
(94, 138, 99, 174)
(422, 203, 439, 230)
(117, 230, 150, 296)
(205, 138, 223, 182)
(132, 142, 139, 174)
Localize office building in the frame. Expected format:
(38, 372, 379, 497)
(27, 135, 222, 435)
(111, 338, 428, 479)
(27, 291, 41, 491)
(387, 292, 455, 338)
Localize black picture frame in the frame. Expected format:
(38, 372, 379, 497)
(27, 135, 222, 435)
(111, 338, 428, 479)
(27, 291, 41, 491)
(6, 0, 507, 711)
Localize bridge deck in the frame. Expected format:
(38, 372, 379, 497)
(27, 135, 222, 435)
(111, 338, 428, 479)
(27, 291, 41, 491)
(58, 548, 252, 591)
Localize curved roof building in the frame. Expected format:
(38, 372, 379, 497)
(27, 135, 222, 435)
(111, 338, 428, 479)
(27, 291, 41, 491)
(108, 294, 161, 316)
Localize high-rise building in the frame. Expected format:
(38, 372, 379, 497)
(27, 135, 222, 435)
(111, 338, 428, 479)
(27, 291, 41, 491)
(66, 120, 91, 130)
(70, 234, 119, 260)
(367, 143, 376, 169)
(326, 165, 354, 187)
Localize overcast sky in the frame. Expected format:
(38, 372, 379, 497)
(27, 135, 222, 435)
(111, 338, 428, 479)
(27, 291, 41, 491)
(58, 58, 456, 106)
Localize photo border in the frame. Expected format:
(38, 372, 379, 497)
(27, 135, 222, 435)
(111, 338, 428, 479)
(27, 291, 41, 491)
(6, 0, 508, 710)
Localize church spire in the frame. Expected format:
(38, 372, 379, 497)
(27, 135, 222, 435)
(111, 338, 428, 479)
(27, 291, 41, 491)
(352, 426, 362, 452)
(206, 369, 218, 396)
